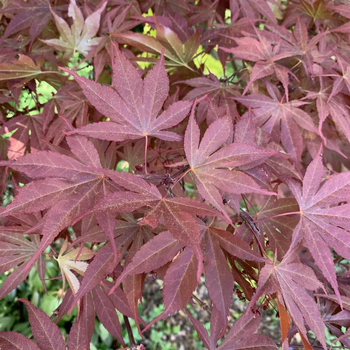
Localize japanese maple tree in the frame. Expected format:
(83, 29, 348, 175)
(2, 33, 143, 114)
(1, 0, 350, 349)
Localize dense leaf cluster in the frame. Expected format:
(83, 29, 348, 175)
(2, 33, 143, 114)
(1, 0, 350, 349)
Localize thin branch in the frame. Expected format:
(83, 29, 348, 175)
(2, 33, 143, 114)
(123, 315, 136, 347)
(253, 211, 301, 223)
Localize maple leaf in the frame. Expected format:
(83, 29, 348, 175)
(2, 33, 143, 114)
(220, 30, 295, 97)
(4, 113, 46, 160)
(218, 309, 278, 349)
(73, 216, 141, 246)
(3, 0, 350, 346)
(231, 0, 277, 24)
(0, 135, 158, 272)
(316, 296, 350, 348)
(250, 256, 326, 349)
(184, 104, 277, 219)
(67, 294, 93, 350)
(254, 197, 299, 259)
(42, 84, 90, 145)
(0, 55, 44, 84)
(181, 73, 238, 101)
(235, 85, 318, 164)
(234, 114, 302, 188)
(202, 226, 267, 334)
(328, 4, 350, 19)
(90, 186, 220, 288)
(42, 0, 107, 57)
(67, 217, 154, 315)
(0, 227, 45, 298)
(189, 306, 277, 350)
(266, 17, 328, 75)
(325, 55, 350, 101)
(55, 238, 95, 295)
(304, 81, 350, 144)
(0, 0, 64, 42)
(180, 74, 239, 119)
(297, 0, 332, 21)
(62, 47, 192, 143)
(0, 331, 40, 350)
(140, 247, 199, 333)
(284, 147, 350, 306)
(109, 231, 183, 290)
(17, 299, 66, 350)
(92, 285, 125, 346)
(113, 22, 200, 69)
(134, 224, 267, 335)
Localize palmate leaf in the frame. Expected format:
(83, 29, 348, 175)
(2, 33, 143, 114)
(184, 104, 277, 219)
(285, 147, 350, 305)
(41, 0, 107, 57)
(0, 226, 45, 298)
(110, 231, 183, 290)
(0, 0, 63, 42)
(0, 150, 106, 272)
(113, 22, 200, 68)
(18, 299, 66, 350)
(217, 308, 277, 350)
(204, 229, 234, 333)
(92, 189, 219, 285)
(141, 247, 199, 333)
(0, 55, 53, 85)
(250, 257, 326, 349)
(67, 222, 149, 314)
(220, 32, 295, 96)
(304, 84, 350, 145)
(0, 135, 160, 274)
(231, 0, 277, 24)
(3, 0, 350, 347)
(208, 227, 267, 263)
(237, 195, 299, 259)
(181, 74, 238, 105)
(317, 296, 350, 348)
(267, 17, 328, 75)
(55, 238, 95, 295)
(136, 226, 266, 335)
(92, 285, 125, 346)
(256, 197, 299, 259)
(67, 294, 93, 350)
(4, 113, 46, 160)
(0, 331, 40, 350)
(235, 87, 318, 164)
(62, 46, 192, 143)
(234, 114, 302, 181)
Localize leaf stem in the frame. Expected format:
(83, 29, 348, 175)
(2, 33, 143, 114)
(144, 135, 148, 174)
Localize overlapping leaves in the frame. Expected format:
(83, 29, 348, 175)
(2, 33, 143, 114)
(3, 1, 350, 349)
